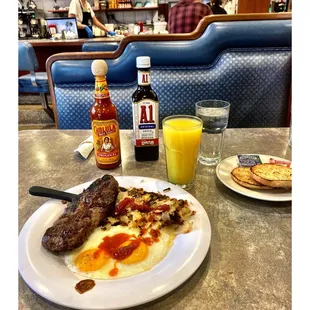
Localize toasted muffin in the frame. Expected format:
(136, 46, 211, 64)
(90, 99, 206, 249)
(250, 164, 292, 188)
(231, 167, 273, 190)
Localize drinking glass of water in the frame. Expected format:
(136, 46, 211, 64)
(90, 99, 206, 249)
(195, 100, 230, 166)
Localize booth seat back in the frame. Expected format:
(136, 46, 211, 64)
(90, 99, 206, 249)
(18, 42, 49, 94)
(48, 15, 292, 129)
(19, 42, 39, 71)
(18, 42, 54, 119)
(82, 42, 119, 52)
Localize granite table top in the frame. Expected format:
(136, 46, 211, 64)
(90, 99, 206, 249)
(18, 128, 292, 310)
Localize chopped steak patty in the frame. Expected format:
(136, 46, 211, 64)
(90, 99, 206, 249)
(42, 175, 119, 253)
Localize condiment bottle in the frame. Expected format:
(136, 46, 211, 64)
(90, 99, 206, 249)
(132, 56, 159, 161)
(90, 60, 122, 169)
(137, 21, 144, 33)
(49, 24, 57, 35)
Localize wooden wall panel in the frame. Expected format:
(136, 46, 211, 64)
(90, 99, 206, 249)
(237, 0, 271, 13)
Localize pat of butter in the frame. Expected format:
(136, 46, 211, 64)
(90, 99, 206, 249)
(237, 154, 262, 167)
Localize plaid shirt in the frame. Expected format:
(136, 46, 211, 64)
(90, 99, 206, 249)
(168, 0, 213, 34)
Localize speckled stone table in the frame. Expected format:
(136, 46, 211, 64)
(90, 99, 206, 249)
(19, 128, 292, 310)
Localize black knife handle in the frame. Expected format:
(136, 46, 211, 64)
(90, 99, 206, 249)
(29, 186, 79, 202)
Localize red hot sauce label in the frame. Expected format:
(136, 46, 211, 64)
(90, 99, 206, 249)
(92, 119, 121, 164)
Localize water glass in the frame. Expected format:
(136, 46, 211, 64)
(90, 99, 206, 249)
(195, 100, 230, 166)
(163, 115, 203, 189)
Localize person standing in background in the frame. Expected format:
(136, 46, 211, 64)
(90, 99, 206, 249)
(210, 0, 227, 14)
(69, 0, 116, 38)
(168, 0, 213, 34)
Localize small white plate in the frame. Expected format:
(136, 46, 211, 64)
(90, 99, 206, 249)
(19, 176, 211, 310)
(216, 154, 292, 201)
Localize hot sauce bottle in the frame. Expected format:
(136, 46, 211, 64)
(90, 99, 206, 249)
(90, 60, 121, 169)
(132, 56, 159, 161)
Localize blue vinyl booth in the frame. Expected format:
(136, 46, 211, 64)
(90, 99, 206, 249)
(46, 14, 291, 130)
(18, 42, 54, 120)
(82, 42, 119, 52)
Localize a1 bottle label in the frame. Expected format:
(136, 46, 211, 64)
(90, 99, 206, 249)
(132, 99, 159, 147)
(92, 119, 121, 164)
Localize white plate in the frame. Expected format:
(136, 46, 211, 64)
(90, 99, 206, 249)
(19, 176, 211, 310)
(216, 154, 292, 202)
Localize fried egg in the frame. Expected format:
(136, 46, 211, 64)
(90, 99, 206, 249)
(64, 225, 175, 279)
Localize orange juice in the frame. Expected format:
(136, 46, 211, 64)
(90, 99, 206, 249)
(163, 116, 202, 187)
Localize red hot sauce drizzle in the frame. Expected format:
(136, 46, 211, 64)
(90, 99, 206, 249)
(115, 197, 170, 215)
(98, 233, 132, 257)
(73, 195, 168, 288)
(75, 226, 162, 281)
(109, 261, 119, 277)
(96, 233, 150, 276)
(113, 239, 141, 260)
(74, 229, 161, 291)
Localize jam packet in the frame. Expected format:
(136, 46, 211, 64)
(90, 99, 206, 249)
(269, 158, 291, 167)
(237, 154, 262, 167)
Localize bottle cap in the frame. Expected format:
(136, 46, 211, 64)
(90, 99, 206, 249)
(136, 56, 150, 68)
(91, 59, 108, 76)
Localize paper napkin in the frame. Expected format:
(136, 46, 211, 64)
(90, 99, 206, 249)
(74, 136, 94, 159)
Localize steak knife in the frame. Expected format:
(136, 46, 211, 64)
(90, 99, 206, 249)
(29, 186, 79, 202)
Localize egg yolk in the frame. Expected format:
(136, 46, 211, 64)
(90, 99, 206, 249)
(74, 249, 110, 272)
(119, 240, 149, 265)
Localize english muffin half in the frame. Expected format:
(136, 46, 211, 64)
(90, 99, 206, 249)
(250, 163, 292, 188)
(231, 167, 273, 190)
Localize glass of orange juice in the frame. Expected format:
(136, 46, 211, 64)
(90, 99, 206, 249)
(163, 115, 203, 189)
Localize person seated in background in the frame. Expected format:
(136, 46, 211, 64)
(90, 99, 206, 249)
(210, 0, 227, 14)
(168, 0, 213, 34)
(69, 0, 116, 38)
